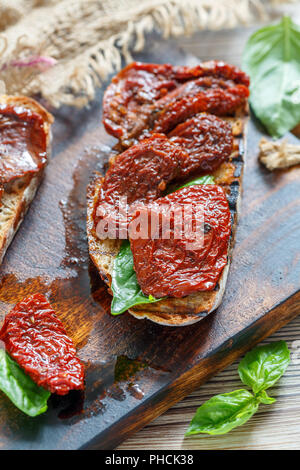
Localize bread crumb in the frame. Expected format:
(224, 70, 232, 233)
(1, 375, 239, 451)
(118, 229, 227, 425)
(259, 138, 300, 171)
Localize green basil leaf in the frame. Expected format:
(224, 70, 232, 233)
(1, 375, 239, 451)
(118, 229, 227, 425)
(243, 16, 300, 137)
(257, 390, 276, 405)
(0, 349, 50, 417)
(167, 174, 214, 194)
(185, 389, 259, 436)
(178, 174, 215, 189)
(111, 175, 213, 314)
(238, 341, 290, 394)
(111, 240, 163, 315)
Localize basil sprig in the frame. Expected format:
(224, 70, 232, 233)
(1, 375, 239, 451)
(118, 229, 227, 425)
(243, 16, 300, 137)
(0, 348, 50, 417)
(111, 175, 214, 315)
(185, 341, 290, 436)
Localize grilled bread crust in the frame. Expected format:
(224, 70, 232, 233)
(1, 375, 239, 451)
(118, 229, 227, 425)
(0, 95, 54, 265)
(87, 113, 248, 326)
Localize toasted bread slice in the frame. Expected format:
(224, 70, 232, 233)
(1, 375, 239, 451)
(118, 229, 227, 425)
(87, 113, 248, 326)
(0, 95, 53, 264)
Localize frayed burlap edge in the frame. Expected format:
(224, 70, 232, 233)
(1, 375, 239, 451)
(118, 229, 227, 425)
(0, 0, 295, 108)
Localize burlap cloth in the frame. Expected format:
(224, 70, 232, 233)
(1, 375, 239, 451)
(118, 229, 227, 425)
(0, 0, 294, 108)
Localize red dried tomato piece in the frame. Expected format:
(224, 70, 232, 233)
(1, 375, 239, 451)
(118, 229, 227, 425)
(130, 185, 231, 298)
(172, 60, 249, 86)
(0, 294, 84, 395)
(152, 77, 249, 134)
(168, 113, 233, 177)
(0, 104, 47, 184)
(103, 63, 178, 145)
(94, 134, 187, 238)
(102, 61, 249, 144)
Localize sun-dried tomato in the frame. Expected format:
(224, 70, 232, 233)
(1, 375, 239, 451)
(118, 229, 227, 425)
(171, 60, 249, 86)
(0, 294, 84, 395)
(103, 63, 179, 146)
(152, 77, 249, 134)
(94, 134, 187, 238)
(102, 61, 249, 144)
(130, 185, 231, 298)
(0, 104, 47, 184)
(168, 113, 233, 177)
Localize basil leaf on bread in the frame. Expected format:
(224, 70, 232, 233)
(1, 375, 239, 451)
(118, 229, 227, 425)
(111, 240, 163, 315)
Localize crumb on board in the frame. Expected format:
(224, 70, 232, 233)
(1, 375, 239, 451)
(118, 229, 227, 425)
(259, 137, 300, 171)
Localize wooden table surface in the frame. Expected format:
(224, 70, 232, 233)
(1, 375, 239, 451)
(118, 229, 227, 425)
(119, 5, 300, 450)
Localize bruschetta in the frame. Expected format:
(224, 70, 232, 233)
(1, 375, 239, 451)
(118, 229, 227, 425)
(87, 61, 249, 326)
(0, 95, 53, 264)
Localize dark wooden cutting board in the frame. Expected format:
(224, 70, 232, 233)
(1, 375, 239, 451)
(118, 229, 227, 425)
(0, 38, 299, 450)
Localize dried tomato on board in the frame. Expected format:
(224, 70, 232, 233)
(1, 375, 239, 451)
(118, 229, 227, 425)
(0, 294, 84, 395)
(130, 185, 231, 298)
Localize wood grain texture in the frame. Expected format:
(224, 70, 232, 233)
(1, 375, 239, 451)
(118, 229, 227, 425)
(0, 15, 299, 450)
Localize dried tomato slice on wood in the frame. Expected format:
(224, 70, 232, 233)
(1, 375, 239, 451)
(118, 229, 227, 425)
(130, 185, 231, 298)
(168, 113, 233, 177)
(0, 105, 47, 185)
(0, 294, 84, 395)
(94, 134, 187, 239)
(102, 61, 249, 144)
